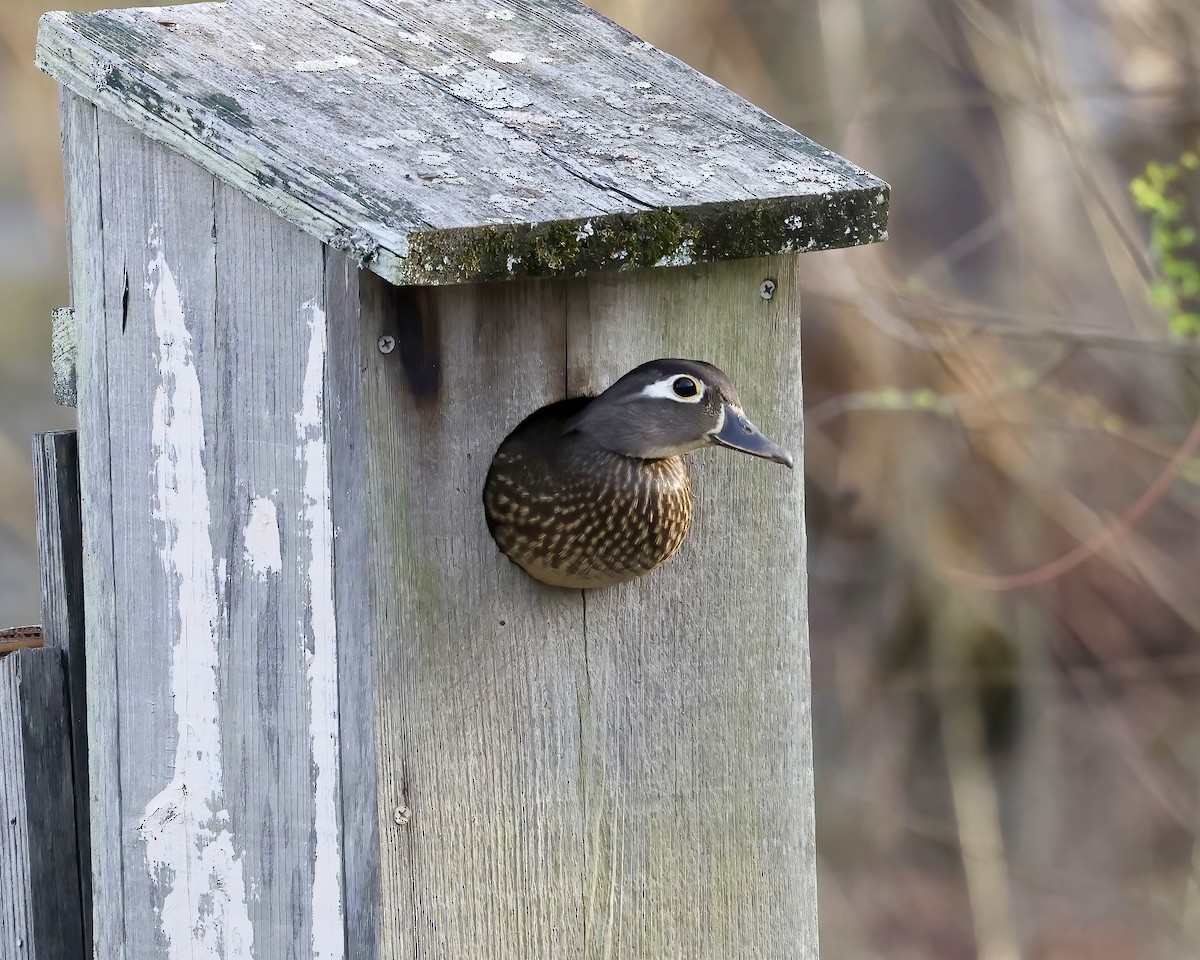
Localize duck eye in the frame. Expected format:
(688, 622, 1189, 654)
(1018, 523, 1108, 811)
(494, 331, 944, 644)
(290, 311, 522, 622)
(672, 377, 699, 398)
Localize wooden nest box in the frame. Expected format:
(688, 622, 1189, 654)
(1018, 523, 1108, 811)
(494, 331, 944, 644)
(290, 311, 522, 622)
(34, 0, 888, 956)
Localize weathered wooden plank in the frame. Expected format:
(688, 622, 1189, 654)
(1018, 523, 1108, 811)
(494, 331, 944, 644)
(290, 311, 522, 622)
(0, 646, 86, 960)
(209, 180, 345, 955)
(52, 308, 78, 406)
(36, 0, 889, 286)
(96, 107, 212, 959)
(568, 255, 817, 957)
(61, 91, 124, 960)
(17, 647, 87, 960)
(358, 271, 589, 958)
(326, 251, 380, 960)
(355, 257, 815, 956)
(0, 650, 36, 956)
(31, 429, 91, 957)
(90, 113, 348, 958)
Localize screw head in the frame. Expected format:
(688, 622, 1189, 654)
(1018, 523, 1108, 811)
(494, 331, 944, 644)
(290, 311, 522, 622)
(393, 804, 412, 826)
(377, 334, 396, 354)
(760, 279, 776, 300)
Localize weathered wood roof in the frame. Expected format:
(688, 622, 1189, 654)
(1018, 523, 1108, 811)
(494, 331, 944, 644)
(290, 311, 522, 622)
(37, 0, 889, 286)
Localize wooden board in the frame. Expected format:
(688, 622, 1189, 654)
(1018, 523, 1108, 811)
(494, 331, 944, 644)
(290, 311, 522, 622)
(61, 91, 124, 960)
(325, 253, 380, 959)
(570, 255, 816, 957)
(70, 106, 349, 959)
(355, 271, 589, 958)
(37, 0, 888, 286)
(32, 429, 91, 956)
(0, 646, 86, 960)
(351, 254, 815, 958)
(0, 650, 36, 955)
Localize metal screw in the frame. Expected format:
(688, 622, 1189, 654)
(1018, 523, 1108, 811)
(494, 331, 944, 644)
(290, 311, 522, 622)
(393, 804, 412, 826)
(759, 279, 776, 300)
(377, 334, 396, 354)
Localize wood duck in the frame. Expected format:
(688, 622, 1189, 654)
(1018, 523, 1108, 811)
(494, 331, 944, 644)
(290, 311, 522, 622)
(483, 359, 793, 589)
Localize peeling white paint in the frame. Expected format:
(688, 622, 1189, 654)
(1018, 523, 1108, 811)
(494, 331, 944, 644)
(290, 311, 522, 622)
(488, 50, 525, 64)
(419, 151, 453, 166)
(138, 229, 255, 958)
(294, 55, 360, 73)
(243, 496, 282, 576)
(481, 120, 519, 141)
(296, 300, 344, 960)
(493, 110, 559, 128)
(486, 9, 515, 20)
(399, 30, 434, 45)
(452, 68, 533, 109)
(359, 136, 392, 150)
(489, 193, 536, 214)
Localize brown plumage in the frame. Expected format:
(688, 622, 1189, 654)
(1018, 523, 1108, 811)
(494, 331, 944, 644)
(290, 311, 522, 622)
(485, 397, 694, 588)
(483, 360, 792, 589)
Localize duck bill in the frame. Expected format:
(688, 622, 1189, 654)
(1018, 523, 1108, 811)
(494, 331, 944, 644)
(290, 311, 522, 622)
(711, 404, 794, 469)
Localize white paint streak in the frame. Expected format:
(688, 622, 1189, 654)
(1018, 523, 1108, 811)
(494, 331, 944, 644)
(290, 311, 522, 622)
(139, 230, 255, 958)
(488, 49, 525, 64)
(399, 30, 434, 45)
(294, 55, 360, 73)
(297, 300, 344, 960)
(243, 496, 282, 576)
(486, 9, 515, 19)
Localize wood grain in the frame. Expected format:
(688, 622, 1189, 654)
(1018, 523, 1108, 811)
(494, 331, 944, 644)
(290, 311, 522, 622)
(0, 649, 36, 956)
(358, 271, 589, 958)
(326, 251, 381, 960)
(32, 429, 91, 956)
(61, 91, 124, 960)
(71, 110, 348, 959)
(36, 0, 888, 286)
(354, 257, 815, 958)
(0, 646, 86, 960)
(570, 255, 817, 958)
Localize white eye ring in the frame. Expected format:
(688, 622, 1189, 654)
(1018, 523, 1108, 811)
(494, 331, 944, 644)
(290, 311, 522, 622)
(640, 374, 705, 403)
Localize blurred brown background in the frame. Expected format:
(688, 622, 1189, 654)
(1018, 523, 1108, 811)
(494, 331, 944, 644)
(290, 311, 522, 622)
(4, 0, 1200, 957)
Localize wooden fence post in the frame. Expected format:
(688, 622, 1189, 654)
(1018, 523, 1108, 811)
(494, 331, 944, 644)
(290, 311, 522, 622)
(36, 2, 889, 957)
(1, 645, 86, 960)
(32, 430, 91, 956)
